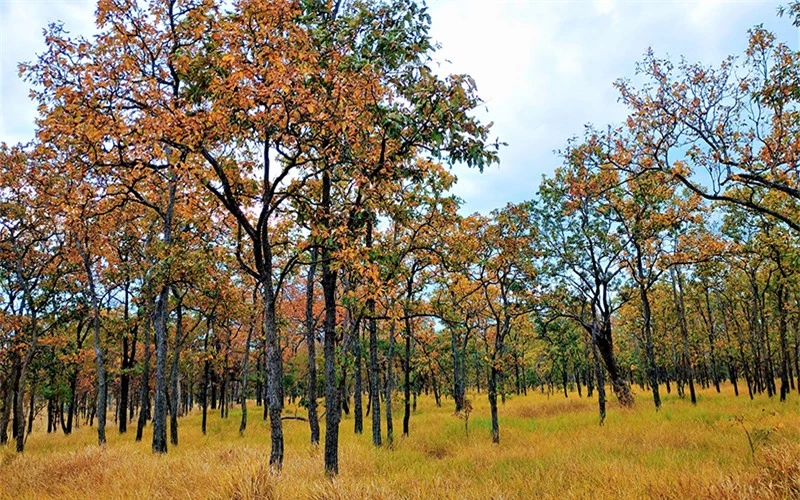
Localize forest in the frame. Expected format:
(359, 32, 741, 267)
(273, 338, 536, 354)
(1, 0, 800, 498)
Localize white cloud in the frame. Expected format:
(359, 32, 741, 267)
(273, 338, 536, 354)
(594, 0, 617, 16)
(426, 0, 792, 213)
(0, 0, 96, 144)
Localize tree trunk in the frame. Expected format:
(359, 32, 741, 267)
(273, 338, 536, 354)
(776, 282, 791, 401)
(591, 320, 634, 407)
(366, 219, 381, 447)
(451, 329, 465, 412)
(385, 320, 395, 445)
(152, 173, 176, 454)
(81, 244, 107, 447)
(0, 362, 18, 445)
(152, 283, 170, 453)
(321, 241, 340, 476)
(671, 266, 696, 405)
(488, 363, 499, 443)
(239, 298, 255, 435)
(702, 286, 721, 393)
(201, 317, 211, 435)
(592, 343, 607, 425)
(305, 248, 320, 444)
(136, 307, 152, 442)
(119, 280, 134, 434)
(169, 297, 183, 447)
(264, 284, 284, 469)
(402, 315, 413, 437)
(353, 322, 363, 435)
(639, 282, 661, 409)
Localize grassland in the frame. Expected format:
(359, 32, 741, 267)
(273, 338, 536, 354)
(1, 383, 799, 499)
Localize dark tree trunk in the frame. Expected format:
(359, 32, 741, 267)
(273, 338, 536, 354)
(321, 240, 340, 475)
(305, 248, 320, 444)
(152, 283, 170, 453)
(793, 305, 800, 395)
(220, 344, 228, 419)
(211, 370, 217, 411)
(0, 363, 15, 445)
(119, 280, 135, 434)
(672, 267, 696, 405)
(641, 285, 661, 409)
(488, 364, 499, 443)
(120, 337, 130, 434)
(701, 284, 720, 393)
(136, 308, 152, 442)
(26, 385, 35, 435)
(353, 323, 363, 435)
(80, 244, 107, 447)
(264, 284, 284, 468)
(591, 320, 634, 407)
(403, 316, 413, 437)
(152, 173, 176, 454)
(592, 343, 607, 425)
(169, 297, 184, 447)
(776, 282, 791, 402)
(239, 297, 256, 435)
(366, 219, 381, 447)
(385, 320, 395, 445)
(201, 317, 211, 435)
(451, 329, 466, 412)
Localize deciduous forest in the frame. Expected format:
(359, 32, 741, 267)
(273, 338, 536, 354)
(1, 0, 800, 498)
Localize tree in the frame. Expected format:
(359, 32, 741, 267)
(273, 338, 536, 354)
(535, 150, 635, 409)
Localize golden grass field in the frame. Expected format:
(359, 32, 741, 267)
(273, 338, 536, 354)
(1, 383, 799, 499)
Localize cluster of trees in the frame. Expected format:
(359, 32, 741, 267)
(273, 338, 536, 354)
(2, 0, 799, 477)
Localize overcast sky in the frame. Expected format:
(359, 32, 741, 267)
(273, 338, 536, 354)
(1, 0, 797, 214)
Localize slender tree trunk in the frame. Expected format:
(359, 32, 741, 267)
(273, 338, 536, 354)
(220, 344, 228, 419)
(591, 320, 634, 407)
(321, 242, 340, 475)
(201, 317, 211, 435)
(169, 297, 184, 447)
(1, 362, 18, 445)
(119, 280, 133, 434)
(385, 320, 395, 445)
(451, 329, 465, 412)
(592, 343, 607, 425)
(488, 361, 499, 443)
(12, 257, 41, 452)
(353, 322, 363, 435)
(80, 244, 107, 447)
(152, 173, 176, 454)
(702, 286, 721, 393)
(403, 315, 413, 437)
(776, 282, 791, 402)
(136, 308, 152, 442)
(239, 296, 256, 435)
(671, 266, 696, 405)
(26, 383, 35, 436)
(152, 283, 170, 453)
(305, 248, 320, 444)
(639, 283, 660, 409)
(793, 301, 800, 395)
(319, 165, 340, 476)
(264, 284, 284, 468)
(366, 219, 381, 447)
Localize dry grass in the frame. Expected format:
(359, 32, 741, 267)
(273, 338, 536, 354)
(1, 383, 799, 499)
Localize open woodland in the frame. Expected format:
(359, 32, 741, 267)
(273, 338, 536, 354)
(2, 0, 800, 498)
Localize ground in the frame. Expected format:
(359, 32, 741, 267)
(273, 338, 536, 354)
(1, 383, 799, 499)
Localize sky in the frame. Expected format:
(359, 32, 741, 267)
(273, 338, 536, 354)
(1, 0, 798, 215)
